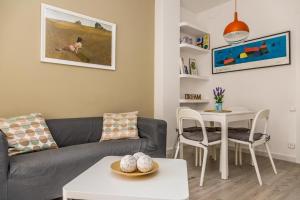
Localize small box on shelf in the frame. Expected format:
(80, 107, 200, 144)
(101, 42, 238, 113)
(184, 93, 201, 100)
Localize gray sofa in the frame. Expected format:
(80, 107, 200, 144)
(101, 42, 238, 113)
(0, 117, 167, 200)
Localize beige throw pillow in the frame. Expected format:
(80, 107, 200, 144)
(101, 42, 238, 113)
(0, 113, 58, 156)
(101, 111, 139, 141)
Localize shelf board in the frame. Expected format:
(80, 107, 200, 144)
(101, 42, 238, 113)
(179, 99, 210, 104)
(179, 74, 210, 80)
(180, 22, 208, 37)
(180, 43, 210, 54)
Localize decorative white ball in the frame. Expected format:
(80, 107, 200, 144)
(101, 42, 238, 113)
(120, 155, 137, 173)
(137, 155, 153, 173)
(133, 152, 145, 160)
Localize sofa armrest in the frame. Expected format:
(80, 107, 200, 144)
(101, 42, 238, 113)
(137, 118, 167, 157)
(0, 131, 8, 200)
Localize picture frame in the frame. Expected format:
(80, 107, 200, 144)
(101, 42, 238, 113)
(41, 4, 116, 70)
(189, 58, 198, 75)
(212, 31, 291, 74)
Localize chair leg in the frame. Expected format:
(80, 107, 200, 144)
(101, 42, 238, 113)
(174, 140, 180, 159)
(239, 144, 243, 166)
(235, 143, 238, 166)
(265, 143, 277, 174)
(200, 148, 208, 187)
(213, 146, 217, 161)
(249, 146, 254, 166)
(249, 145, 262, 186)
(250, 157, 254, 166)
(219, 145, 222, 173)
(199, 148, 202, 166)
(195, 147, 199, 167)
(180, 143, 184, 159)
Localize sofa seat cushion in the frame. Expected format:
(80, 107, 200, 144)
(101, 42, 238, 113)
(8, 139, 147, 200)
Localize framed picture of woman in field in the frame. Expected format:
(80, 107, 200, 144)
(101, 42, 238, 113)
(41, 4, 116, 70)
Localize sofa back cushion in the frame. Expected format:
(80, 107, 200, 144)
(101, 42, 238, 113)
(0, 113, 58, 156)
(46, 117, 102, 147)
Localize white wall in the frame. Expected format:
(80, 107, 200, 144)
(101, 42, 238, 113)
(296, 11, 300, 163)
(155, 0, 180, 151)
(157, 0, 300, 160)
(188, 0, 300, 162)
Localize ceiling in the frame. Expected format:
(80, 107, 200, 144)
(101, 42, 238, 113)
(181, 0, 231, 13)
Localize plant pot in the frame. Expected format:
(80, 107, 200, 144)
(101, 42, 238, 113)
(215, 103, 223, 112)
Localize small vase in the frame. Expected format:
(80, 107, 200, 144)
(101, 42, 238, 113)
(215, 103, 223, 112)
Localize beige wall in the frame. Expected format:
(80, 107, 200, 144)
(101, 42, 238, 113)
(0, 0, 154, 118)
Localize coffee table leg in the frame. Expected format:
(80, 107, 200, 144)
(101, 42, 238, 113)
(63, 189, 68, 200)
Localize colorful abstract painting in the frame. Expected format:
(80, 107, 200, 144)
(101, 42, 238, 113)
(212, 31, 290, 74)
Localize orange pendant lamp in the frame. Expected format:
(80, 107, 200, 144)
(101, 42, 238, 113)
(223, 0, 249, 45)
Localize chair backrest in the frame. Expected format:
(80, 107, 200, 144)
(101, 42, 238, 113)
(249, 109, 270, 142)
(176, 107, 186, 129)
(177, 107, 209, 145)
(176, 107, 197, 129)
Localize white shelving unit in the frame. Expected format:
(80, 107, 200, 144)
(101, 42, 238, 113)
(179, 74, 210, 80)
(179, 99, 210, 104)
(180, 22, 208, 37)
(179, 21, 210, 105)
(180, 43, 210, 54)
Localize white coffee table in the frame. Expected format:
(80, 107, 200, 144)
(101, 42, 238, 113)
(63, 156, 189, 200)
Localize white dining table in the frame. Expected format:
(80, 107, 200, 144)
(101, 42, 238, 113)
(198, 110, 256, 179)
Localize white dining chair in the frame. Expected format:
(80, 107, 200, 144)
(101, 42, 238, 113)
(228, 109, 277, 185)
(227, 106, 252, 166)
(175, 107, 200, 167)
(174, 108, 221, 186)
(175, 107, 219, 167)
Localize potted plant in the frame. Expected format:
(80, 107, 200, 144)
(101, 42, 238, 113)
(213, 87, 225, 112)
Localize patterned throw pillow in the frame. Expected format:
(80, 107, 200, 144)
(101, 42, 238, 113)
(0, 113, 58, 156)
(100, 111, 139, 141)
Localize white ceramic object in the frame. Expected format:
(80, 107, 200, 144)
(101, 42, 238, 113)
(137, 155, 153, 173)
(133, 152, 145, 160)
(120, 155, 137, 172)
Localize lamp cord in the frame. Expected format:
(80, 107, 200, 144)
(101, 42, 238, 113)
(235, 0, 237, 12)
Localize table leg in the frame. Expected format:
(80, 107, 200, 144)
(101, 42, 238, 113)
(220, 119, 229, 179)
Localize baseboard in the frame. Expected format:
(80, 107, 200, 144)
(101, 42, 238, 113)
(166, 145, 297, 163)
(236, 146, 296, 163)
